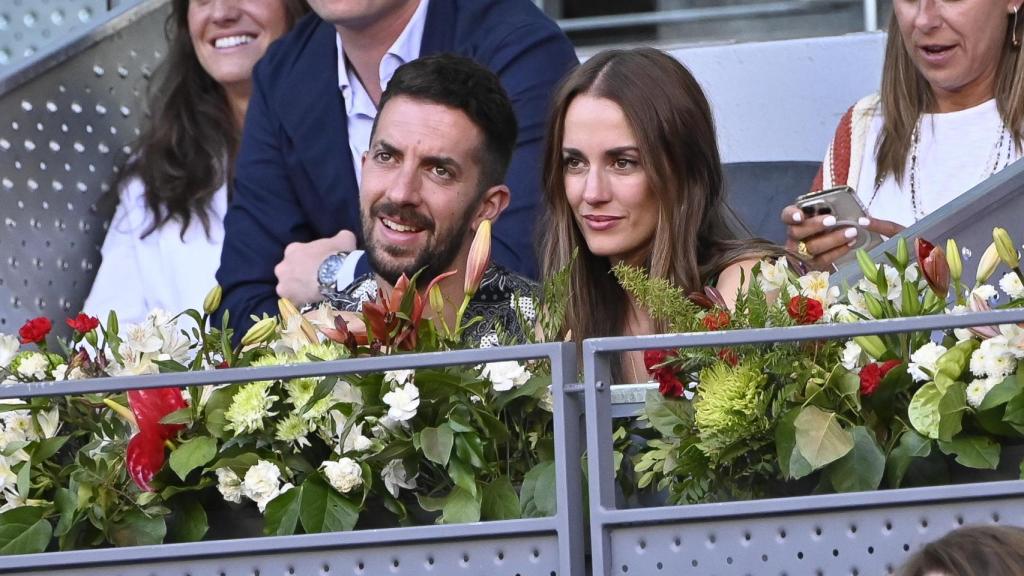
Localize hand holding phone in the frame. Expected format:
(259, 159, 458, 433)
(795, 186, 882, 254)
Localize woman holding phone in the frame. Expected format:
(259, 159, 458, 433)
(783, 2, 1024, 270)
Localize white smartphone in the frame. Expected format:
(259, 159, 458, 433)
(795, 185, 882, 255)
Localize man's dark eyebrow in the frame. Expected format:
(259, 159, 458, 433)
(373, 140, 400, 156)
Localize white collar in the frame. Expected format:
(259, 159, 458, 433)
(335, 0, 429, 112)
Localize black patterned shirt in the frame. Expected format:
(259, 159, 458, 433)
(322, 264, 537, 347)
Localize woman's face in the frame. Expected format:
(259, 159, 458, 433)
(894, 0, 1019, 108)
(188, 0, 290, 90)
(562, 95, 658, 266)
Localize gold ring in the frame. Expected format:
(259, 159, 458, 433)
(797, 241, 810, 257)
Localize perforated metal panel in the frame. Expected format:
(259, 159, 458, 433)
(0, 0, 168, 333)
(607, 488, 1024, 576)
(0, 0, 107, 70)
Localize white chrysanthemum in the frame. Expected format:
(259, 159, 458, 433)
(384, 370, 414, 387)
(970, 338, 1016, 380)
(123, 322, 163, 354)
(275, 413, 312, 448)
(215, 468, 243, 503)
(841, 340, 864, 371)
(225, 382, 278, 435)
(242, 460, 286, 512)
(383, 382, 420, 422)
(908, 342, 948, 382)
(16, 352, 49, 380)
(381, 459, 417, 498)
(999, 273, 1024, 300)
(2, 411, 36, 444)
(0, 334, 18, 369)
(966, 381, 989, 408)
(758, 258, 790, 293)
(798, 271, 839, 306)
(322, 458, 363, 494)
(481, 361, 532, 392)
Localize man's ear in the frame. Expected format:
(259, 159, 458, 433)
(473, 184, 511, 228)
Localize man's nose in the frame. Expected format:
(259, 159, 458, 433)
(384, 164, 422, 205)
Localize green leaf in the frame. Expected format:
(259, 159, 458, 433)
(794, 406, 855, 469)
(519, 461, 556, 518)
(0, 507, 51, 555)
(54, 488, 76, 538)
(153, 359, 189, 373)
(909, 382, 967, 441)
(299, 376, 338, 416)
(167, 497, 208, 543)
(420, 424, 454, 467)
(886, 430, 932, 488)
(939, 436, 1000, 470)
(108, 511, 166, 547)
(979, 375, 1023, 411)
(474, 410, 510, 443)
(827, 427, 885, 492)
(454, 433, 487, 470)
(299, 475, 360, 534)
(776, 409, 813, 479)
(645, 390, 692, 438)
(31, 436, 69, 463)
(206, 452, 259, 475)
(441, 486, 481, 524)
(169, 437, 218, 481)
(481, 476, 521, 521)
(264, 486, 302, 536)
(203, 385, 238, 439)
(159, 408, 194, 425)
(448, 456, 477, 497)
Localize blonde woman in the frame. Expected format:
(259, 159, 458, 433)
(784, 2, 1024, 270)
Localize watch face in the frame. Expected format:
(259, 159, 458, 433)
(318, 254, 343, 287)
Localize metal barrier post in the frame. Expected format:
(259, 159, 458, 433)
(583, 339, 617, 576)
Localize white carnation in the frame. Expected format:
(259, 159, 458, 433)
(381, 459, 417, 498)
(322, 458, 363, 494)
(242, 460, 286, 512)
(481, 361, 532, 392)
(0, 334, 18, 369)
(16, 352, 49, 380)
(999, 272, 1024, 300)
(841, 340, 863, 372)
(908, 342, 948, 382)
(216, 468, 243, 503)
(382, 382, 420, 422)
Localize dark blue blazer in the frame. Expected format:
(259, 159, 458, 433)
(217, 0, 577, 332)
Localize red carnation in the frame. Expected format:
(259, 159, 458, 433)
(655, 369, 685, 398)
(859, 359, 902, 396)
(66, 313, 100, 334)
(18, 317, 52, 345)
(644, 349, 670, 373)
(701, 310, 731, 331)
(786, 296, 824, 325)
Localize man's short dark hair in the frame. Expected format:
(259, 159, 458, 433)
(374, 54, 518, 191)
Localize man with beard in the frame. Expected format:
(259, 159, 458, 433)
(321, 55, 535, 346)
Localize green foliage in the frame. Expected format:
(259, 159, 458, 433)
(613, 263, 703, 333)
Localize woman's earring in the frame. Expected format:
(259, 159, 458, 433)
(1014, 6, 1022, 49)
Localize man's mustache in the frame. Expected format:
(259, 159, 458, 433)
(370, 203, 435, 232)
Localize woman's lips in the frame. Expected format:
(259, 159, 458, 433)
(917, 44, 956, 66)
(582, 214, 624, 231)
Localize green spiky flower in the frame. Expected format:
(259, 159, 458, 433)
(275, 413, 312, 448)
(225, 380, 278, 435)
(693, 361, 770, 459)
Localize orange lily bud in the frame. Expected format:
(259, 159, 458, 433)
(915, 238, 949, 298)
(464, 219, 492, 299)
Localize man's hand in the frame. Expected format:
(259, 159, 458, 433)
(274, 229, 357, 306)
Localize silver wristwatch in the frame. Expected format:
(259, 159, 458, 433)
(317, 251, 350, 295)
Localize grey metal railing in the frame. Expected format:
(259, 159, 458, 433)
(583, 308, 1024, 576)
(0, 342, 584, 576)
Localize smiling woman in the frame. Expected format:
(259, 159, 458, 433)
(83, 0, 309, 325)
(782, 0, 1024, 271)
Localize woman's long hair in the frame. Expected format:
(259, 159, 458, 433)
(124, 0, 308, 239)
(877, 10, 1024, 186)
(899, 525, 1024, 576)
(539, 47, 780, 343)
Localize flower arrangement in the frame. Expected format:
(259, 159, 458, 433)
(627, 228, 1024, 505)
(0, 222, 556, 554)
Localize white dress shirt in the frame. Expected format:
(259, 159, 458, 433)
(336, 0, 429, 183)
(84, 178, 227, 326)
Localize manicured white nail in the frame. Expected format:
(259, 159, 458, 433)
(844, 227, 858, 239)
(792, 212, 802, 223)
(858, 217, 871, 227)
(822, 215, 837, 227)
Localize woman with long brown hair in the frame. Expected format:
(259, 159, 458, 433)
(539, 47, 780, 383)
(784, 2, 1024, 270)
(84, 0, 308, 323)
